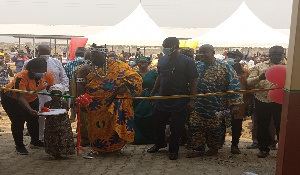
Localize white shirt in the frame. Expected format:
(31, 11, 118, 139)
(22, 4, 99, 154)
(61, 56, 68, 64)
(23, 56, 69, 91)
(247, 60, 255, 69)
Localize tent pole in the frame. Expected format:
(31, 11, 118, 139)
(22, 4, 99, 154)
(129, 46, 130, 53)
(144, 47, 145, 56)
(112, 46, 114, 51)
(67, 39, 69, 55)
(18, 38, 21, 51)
(54, 39, 57, 54)
(33, 37, 36, 58)
(49, 39, 52, 55)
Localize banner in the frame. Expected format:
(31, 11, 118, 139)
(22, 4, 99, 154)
(179, 40, 199, 50)
(69, 38, 88, 61)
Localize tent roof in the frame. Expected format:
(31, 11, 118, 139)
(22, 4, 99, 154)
(87, 4, 168, 46)
(191, 2, 289, 48)
(0, 24, 108, 40)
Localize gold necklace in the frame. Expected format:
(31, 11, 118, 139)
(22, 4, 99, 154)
(92, 58, 108, 78)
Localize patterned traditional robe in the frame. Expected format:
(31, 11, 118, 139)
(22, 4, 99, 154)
(188, 60, 243, 152)
(86, 57, 142, 152)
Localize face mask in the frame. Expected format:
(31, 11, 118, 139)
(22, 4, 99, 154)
(227, 58, 236, 65)
(162, 48, 172, 55)
(75, 57, 86, 63)
(35, 72, 46, 78)
(129, 61, 135, 66)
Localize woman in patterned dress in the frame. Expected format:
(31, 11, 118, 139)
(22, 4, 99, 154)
(76, 49, 142, 153)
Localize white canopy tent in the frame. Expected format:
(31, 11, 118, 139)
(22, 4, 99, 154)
(87, 4, 168, 46)
(191, 1, 289, 48)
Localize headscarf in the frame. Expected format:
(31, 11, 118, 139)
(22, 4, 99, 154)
(48, 84, 65, 94)
(136, 56, 151, 64)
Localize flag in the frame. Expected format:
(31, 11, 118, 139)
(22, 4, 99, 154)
(69, 38, 88, 61)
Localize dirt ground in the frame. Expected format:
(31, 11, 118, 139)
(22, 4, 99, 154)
(0, 108, 277, 175)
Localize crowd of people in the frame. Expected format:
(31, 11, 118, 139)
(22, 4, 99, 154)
(0, 37, 286, 161)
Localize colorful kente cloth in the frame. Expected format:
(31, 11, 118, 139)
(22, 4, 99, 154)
(188, 60, 243, 152)
(86, 57, 142, 152)
(133, 69, 158, 144)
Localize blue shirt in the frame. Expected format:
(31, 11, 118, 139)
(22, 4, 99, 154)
(155, 54, 198, 112)
(64, 60, 78, 84)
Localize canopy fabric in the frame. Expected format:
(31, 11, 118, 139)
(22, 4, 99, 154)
(87, 4, 168, 46)
(191, 2, 289, 48)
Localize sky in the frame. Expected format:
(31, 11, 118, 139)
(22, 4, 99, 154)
(1, 0, 293, 29)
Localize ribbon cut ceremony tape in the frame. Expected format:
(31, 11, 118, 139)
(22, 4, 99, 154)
(0, 85, 281, 156)
(0, 86, 282, 100)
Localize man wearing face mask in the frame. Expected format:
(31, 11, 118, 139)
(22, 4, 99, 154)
(64, 47, 86, 84)
(247, 45, 286, 158)
(22, 45, 69, 141)
(187, 44, 243, 158)
(147, 37, 198, 160)
(69, 50, 91, 146)
(226, 51, 251, 154)
(64, 47, 87, 124)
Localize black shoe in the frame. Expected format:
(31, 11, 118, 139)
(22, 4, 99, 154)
(257, 151, 269, 158)
(269, 143, 277, 150)
(16, 146, 28, 155)
(169, 152, 178, 160)
(231, 145, 241, 154)
(147, 144, 167, 153)
(29, 140, 44, 149)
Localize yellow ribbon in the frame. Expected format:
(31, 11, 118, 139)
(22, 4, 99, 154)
(0, 86, 281, 100)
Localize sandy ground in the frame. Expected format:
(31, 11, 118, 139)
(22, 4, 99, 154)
(0, 108, 277, 175)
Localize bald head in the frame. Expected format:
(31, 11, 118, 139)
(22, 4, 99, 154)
(199, 44, 214, 52)
(198, 44, 216, 64)
(84, 50, 91, 60)
(38, 45, 50, 55)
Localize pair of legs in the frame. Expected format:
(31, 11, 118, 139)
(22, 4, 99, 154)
(150, 109, 186, 154)
(1, 92, 40, 148)
(255, 99, 281, 157)
(188, 114, 225, 157)
(249, 112, 277, 146)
